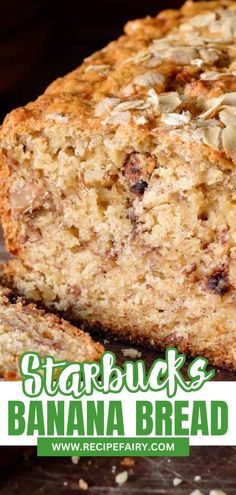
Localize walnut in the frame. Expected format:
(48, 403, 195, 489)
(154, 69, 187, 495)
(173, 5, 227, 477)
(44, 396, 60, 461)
(123, 152, 157, 182)
(131, 180, 148, 195)
(207, 268, 231, 296)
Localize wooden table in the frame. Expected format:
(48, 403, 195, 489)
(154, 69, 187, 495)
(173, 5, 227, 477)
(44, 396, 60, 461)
(0, 233, 236, 494)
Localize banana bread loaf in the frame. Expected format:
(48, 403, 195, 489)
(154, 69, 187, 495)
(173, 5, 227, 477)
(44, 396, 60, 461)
(0, 286, 103, 379)
(1, 0, 236, 368)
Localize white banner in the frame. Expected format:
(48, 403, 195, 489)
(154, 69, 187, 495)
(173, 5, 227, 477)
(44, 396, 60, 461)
(0, 381, 235, 447)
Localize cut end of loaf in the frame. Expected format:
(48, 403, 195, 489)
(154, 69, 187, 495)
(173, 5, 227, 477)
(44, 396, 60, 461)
(0, 285, 104, 379)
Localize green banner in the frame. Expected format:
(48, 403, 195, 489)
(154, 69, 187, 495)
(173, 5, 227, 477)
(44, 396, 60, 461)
(37, 437, 189, 457)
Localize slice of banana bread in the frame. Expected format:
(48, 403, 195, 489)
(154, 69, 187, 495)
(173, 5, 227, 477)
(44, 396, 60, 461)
(0, 286, 103, 379)
(1, 0, 236, 368)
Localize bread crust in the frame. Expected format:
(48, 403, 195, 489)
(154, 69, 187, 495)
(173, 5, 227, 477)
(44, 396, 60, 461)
(0, 150, 19, 255)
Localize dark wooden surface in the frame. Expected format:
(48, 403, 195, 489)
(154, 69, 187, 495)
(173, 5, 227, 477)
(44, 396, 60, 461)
(0, 444, 236, 494)
(1, 235, 236, 493)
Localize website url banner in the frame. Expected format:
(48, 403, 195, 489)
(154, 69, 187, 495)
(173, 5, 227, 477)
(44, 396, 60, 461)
(37, 437, 189, 457)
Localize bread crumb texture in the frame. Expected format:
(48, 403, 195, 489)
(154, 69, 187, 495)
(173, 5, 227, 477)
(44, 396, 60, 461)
(2, 1, 236, 368)
(0, 286, 103, 379)
(115, 471, 129, 485)
(78, 479, 88, 491)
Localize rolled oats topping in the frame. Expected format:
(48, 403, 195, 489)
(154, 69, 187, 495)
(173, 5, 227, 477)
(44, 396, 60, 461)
(85, 64, 110, 74)
(133, 71, 165, 87)
(76, 1, 236, 153)
(161, 111, 191, 126)
(222, 125, 236, 157)
(191, 12, 216, 28)
(219, 107, 236, 125)
(45, 113, 68, 123)
(202, 126, 221, 149)
(159, 93, 182, 112)
(95, 98, 121, 117)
